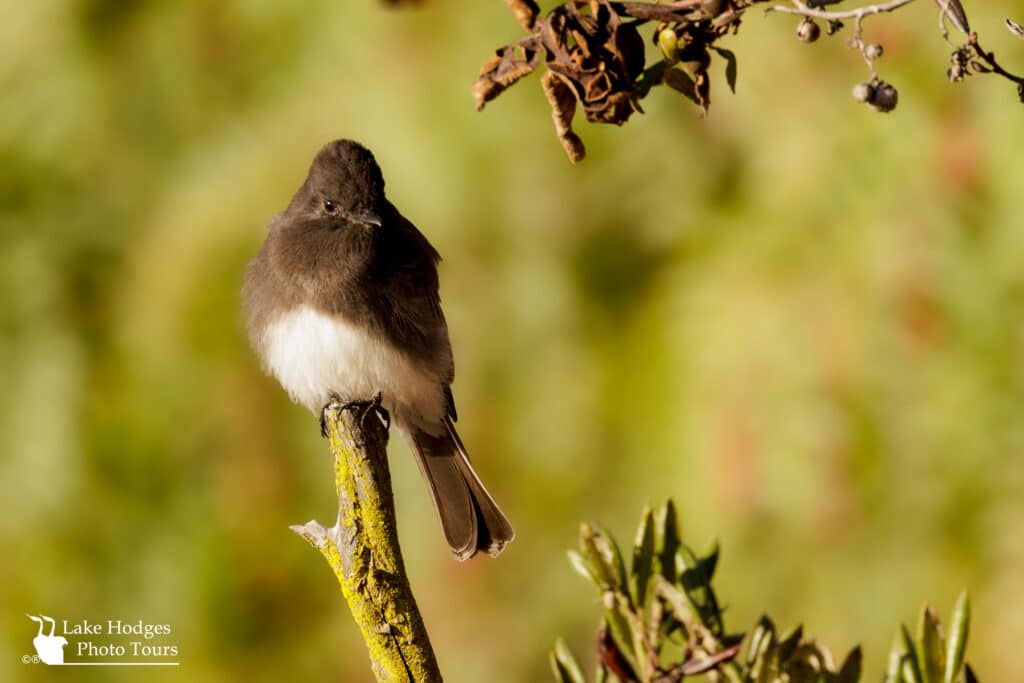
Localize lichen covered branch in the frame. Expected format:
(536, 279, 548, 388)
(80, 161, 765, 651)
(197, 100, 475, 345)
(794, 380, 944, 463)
(292, 403, 442, 683)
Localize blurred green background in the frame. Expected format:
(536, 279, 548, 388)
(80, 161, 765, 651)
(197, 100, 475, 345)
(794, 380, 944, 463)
(2, 1, 1022, 681)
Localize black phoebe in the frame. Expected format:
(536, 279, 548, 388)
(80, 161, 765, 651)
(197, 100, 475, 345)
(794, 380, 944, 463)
(243, 139, 513, 560)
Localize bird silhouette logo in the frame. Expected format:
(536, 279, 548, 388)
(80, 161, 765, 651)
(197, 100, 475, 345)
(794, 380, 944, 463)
(27, 615, 68, 665)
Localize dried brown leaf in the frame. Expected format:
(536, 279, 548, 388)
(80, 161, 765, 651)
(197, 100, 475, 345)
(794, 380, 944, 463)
(472, 39, 542, 111)
(539, 10, 570, 62)
(935, 0, 970, 34)
(582, 90, 634, 123)
(584, 71, 613, 103)
(506, 0, 541, 32)
(537, 0, 644, 126)
(1008, 18, 1024, 41)
(613, 21, 646, 81)
(695, 68, 711, 114)
(542, 70, 586, 162)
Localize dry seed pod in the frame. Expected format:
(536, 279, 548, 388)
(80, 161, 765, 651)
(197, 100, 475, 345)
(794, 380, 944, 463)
(865, 43, 884, 60)
(797, 19, 821, 43)
(869, 81, 898, 112)
(852, 81, 874, 102)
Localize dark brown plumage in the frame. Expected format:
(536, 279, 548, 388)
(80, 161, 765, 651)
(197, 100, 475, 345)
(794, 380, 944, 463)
(243, 139, 513, 560)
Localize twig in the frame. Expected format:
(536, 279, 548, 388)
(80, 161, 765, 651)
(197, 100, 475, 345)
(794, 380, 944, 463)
(612, 0, 702, 22)
(765, 0, 918, 21)
(969, 32, 1024, 86)
(291, 403, 442, 682)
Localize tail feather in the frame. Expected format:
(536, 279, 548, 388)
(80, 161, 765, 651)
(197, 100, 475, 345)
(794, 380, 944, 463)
(410, 419, 514, 560)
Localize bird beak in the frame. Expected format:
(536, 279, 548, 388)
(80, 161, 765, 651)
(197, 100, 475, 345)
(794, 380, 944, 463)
(355, 211, 382, 227)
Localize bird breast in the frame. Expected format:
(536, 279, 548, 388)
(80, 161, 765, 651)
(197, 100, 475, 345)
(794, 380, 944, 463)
(260, 304, 445, 432)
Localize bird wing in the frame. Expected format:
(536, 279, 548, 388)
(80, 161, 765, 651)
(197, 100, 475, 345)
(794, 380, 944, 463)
(380, 203, 457, 401)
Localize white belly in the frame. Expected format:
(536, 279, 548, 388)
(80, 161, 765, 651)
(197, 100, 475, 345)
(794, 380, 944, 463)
(261, 305, 444, 430)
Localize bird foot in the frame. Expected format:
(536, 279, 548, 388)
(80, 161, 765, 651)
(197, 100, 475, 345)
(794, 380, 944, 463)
(320, 392, 390, 438)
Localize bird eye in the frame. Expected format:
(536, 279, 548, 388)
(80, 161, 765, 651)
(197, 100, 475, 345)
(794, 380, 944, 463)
(324, 199, 336, 213)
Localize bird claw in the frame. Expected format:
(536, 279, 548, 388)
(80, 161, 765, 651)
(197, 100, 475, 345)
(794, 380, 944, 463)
(320, 394, 343, 438)
(320, 392, 390, 438)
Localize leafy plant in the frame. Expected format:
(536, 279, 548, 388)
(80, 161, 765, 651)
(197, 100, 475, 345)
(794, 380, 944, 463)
(551, 500, 978, 683)
(882, 591, 977, 683)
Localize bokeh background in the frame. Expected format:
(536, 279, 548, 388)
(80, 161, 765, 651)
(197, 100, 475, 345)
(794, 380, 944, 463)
(2, 1, 1022, 681)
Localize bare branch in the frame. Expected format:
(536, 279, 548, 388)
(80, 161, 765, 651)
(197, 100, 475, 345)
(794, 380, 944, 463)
(765, 0, 918, 22)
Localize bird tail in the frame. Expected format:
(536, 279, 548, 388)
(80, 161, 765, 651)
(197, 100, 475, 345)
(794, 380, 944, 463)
(410, 418, 514, 560)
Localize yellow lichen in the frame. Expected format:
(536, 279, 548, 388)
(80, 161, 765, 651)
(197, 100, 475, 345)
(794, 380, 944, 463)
(298, 405, 441, 682)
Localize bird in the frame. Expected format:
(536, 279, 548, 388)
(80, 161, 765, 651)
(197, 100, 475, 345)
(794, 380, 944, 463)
(243, 139, 513, 560)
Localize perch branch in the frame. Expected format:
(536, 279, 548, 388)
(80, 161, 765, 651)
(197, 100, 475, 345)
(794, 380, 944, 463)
(291, 402, 442, 682)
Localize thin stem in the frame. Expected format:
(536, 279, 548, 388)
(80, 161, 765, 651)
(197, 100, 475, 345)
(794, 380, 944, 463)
(969, 32, 1024, 86)
(766, 0, 918, 21)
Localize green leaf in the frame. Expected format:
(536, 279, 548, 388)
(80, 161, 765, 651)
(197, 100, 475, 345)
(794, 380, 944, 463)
(581, 524, 638, 675)
(903, 654, 923, 683)
(603, 605, 640, 677)
(676, 551, 711, 625)
(679, 542, 715, 578)
(944, 591, 970, 683)
(697, 542, 720, 582)
(679, 544, 724, 633)
(630, 505, 656, 607)
(751, 639, 780, 683)
(786, 665, 816, 683)
(747, 615, 776, 668)
(712, 46, 738, 93)
(663, 67, 701, 107)
(655, 577, 692, 626)
(567, 550, 601, 589)
(777, 624, 803, 664)
(592, 523, 628, 594)
(918, 605, 945, 683)
(787, 642, 825, 683)
(655, 500, 681, 583)
(795, 641, 836, 674)
(616, 592, 655, 682)
(886, 632, 905, 683)
(580, 524, 619, 589)
(635, 61, 668, 99)
(836, 646, 863, 683)
(550, 638, 586, 683)
(901, 625, 924, 683)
